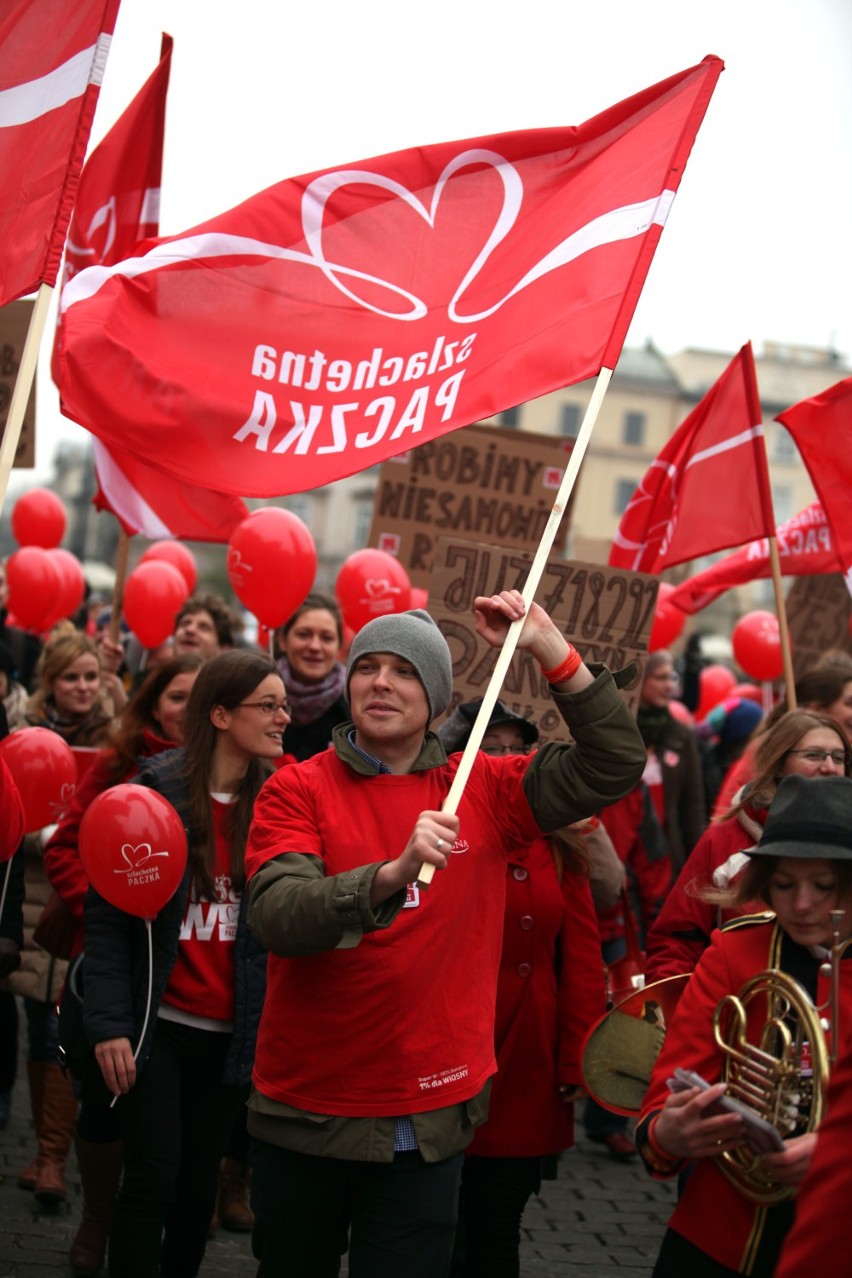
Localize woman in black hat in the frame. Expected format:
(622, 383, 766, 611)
(636, 773, 852, 1277)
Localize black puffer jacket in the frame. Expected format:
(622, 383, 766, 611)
(81, 748, 266, 1086)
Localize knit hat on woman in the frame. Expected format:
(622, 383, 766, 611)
(346, 610, 452, 721)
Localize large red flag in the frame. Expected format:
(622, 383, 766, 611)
(56, 56, 723, 498)
(776, 379, 852, 593)
(667, 502, 840, 614)
(48, 35, 248, 542)
(608, 343, 776, 573)
(0, 0, 121, 307)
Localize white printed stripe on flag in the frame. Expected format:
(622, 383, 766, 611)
(0, 35, 111, 128)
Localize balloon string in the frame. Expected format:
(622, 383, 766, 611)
(110, 917, 154, 1110)
(0, 859, 11, 926)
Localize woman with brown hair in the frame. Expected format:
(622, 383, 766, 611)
(81, 650, 286, 1278)
(646, 708, 850, 983)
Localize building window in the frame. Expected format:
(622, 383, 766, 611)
(622, 411, 646, 446)
(353, 498, 374, 547)
(559, 403, 581, 438)
(614, 478, 637, 515)
(501, 406, 520, 429)
(284, 495, 312, 525)
(772, 485, 794, 526)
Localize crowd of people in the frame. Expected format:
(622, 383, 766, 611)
(1, 560, 851, 1278)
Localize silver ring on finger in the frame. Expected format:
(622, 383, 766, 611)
(436, 837, 445, 852)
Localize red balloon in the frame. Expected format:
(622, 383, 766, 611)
(696, 664, 738, 720)
(40, 548, 87, 628)
(732, 611, 785, 683)
(335, 549, 412, 633)
(123, 560, 190, 649)
(649, 583, 686, 651)
(731, 681, 763, 706)
(79, 784, 188, 919)
(409, 587, 429, 610)
(11, 488, 67, 548)
(139, 541, 198, 593)
(0, 729, 76, 832)
(5, 546, 61, 632)
(227, 508, 317, 628)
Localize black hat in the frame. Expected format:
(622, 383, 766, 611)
(436, 697, 539, 753)
(751, 775, 852, 861)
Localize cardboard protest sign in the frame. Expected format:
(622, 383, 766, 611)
(785, 573, 852, 680)
(0, 300, 36, 468)
(368, 422, 574, 589)
(429, 536, 658, 742)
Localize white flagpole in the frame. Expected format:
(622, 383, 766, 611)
(0, 283, 53, 518)
(417, 366, 614, 886)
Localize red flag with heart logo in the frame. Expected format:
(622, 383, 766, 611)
(57, 56, 723, 498)
(667, 502, 841, 614)
(0, 0, 121, 307)
(608, 342, 776, 573)
(776, 379, 852, 595)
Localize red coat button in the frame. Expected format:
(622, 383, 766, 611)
(512, 867, 529, 882)
(519, 915, 534, 931)
(517, 962, 532, 977)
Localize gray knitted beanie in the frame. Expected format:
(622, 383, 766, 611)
(346, 609, 452, 720)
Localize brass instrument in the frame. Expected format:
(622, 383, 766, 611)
(712, 968, 829, 1204)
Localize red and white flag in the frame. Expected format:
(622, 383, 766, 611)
(92, 439, 248, 541)
(608, 343, 776, 574)
(0, 0, 121, 307)
(776, 379, 852, 595)
(667, 502, 840, 614)
(57, 56, 723, 497)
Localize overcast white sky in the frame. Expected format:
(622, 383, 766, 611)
(29, 0, 852, 480)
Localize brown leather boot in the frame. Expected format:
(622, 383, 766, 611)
(216, 1156, 254, 1233)
(17, 1060, 47, 1190)
(69, 1137, 123, 1276)
(33, 1063, 78, 1206)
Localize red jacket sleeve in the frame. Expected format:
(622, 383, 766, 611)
(43, 751, 118, 922)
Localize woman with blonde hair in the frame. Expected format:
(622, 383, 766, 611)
(24, 623, 115, 745)
(646, 708, 849, 983)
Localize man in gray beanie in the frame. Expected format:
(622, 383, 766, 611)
(245, 589, 646, 1277)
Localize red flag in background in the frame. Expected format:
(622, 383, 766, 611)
(51, 33, 173, 379)
(608, 343, 776, 573)
(667, 502, 840, 614)
(57, 56, 723, 497)
(92, 439, 248, 541)
(0, 0, 121, 306)
(776, 379, 852, 594)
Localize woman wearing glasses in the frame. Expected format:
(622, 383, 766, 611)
(80, 651, 287, 1278)
(646, 709, 850, 983)
(438, 698, 606, 1277)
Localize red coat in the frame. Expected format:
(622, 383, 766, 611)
(645, 805, 764, 983)
(468, 839, 605, 1158)
(596, 785, 672, 947)
(638, 917, 852, 1275)
(776, 1019, 852, 1275)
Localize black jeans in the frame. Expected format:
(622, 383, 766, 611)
(452, 1154, 542, 1277)
(251, 1139, 464, 1278)
(108, 1018, 246, 1278)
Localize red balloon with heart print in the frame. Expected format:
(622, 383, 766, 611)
(335, 549, 412, 633)
(732, 610, 785, 683)
(10, 488, 67, 549)
(139, 541, 198, 594)
(227, 507, 317, 628)
(0, 728, 76, 832)
(79, 784, 188, 919)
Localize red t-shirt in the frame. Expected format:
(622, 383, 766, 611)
(162, 797, 238, 1024)
(246, 749, 542, 1117)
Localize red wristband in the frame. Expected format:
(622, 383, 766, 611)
(540, 645, 582, 684)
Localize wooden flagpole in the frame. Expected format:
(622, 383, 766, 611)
(417, 367, 614, 886)
(0, 283, 54, 518)
(767, 535, 796, 709)
(107, 527, 131, 647)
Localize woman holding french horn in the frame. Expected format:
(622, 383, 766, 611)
(635, 773, 852, 1277)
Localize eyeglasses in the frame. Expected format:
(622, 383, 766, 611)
(787, 748, 847, 765)
(238, 699, 290, 717)
(481, 743, 529, 757)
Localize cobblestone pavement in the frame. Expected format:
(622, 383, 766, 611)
(0, 1067, 675, 1277)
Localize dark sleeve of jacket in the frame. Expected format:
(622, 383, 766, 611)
(0, 840, 26, 946)
(223, 889, 268, 1087)
(522, 663, 647, 831)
